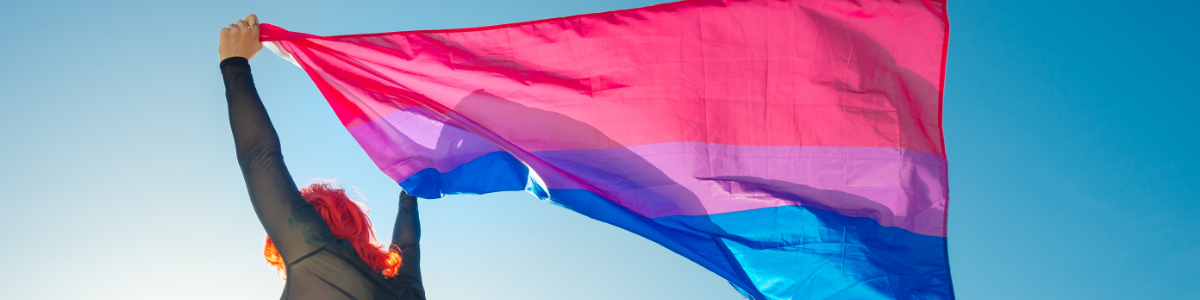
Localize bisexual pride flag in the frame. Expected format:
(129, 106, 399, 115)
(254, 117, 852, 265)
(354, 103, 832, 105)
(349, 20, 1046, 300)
(261, 0, 952, 298)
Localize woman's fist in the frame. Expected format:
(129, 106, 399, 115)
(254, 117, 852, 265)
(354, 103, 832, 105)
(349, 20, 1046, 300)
(219, 14, 262, 62)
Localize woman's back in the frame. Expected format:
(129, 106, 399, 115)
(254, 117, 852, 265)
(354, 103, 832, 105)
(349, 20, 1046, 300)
(280, 240, 424, 300)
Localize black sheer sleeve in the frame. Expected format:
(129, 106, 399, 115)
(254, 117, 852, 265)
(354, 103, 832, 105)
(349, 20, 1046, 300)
(391, 191, 423, 286)
(221, 57, 335, 263)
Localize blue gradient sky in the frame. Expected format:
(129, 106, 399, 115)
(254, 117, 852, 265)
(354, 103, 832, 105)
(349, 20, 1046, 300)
(0, 0, 1196, 299)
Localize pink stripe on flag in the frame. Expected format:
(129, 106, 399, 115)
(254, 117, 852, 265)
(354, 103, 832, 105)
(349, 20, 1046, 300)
(263, 0, 949, 157)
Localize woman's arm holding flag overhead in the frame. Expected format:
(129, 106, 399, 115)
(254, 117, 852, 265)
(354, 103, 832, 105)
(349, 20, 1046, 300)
(220, 14, 336, 264)
(389, 191, 424, 293)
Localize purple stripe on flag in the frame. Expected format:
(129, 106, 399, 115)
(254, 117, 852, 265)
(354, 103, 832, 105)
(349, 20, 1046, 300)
(347, 108, 947, 237)
(533, 142, 948, 237)
(346, 107, 505, 182)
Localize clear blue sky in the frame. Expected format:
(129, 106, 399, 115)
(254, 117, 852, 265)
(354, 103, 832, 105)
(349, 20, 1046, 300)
(0, 0, 1196, 299)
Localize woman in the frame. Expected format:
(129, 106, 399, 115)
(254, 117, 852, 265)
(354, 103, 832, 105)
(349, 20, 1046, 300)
(220, 14, 425, 300)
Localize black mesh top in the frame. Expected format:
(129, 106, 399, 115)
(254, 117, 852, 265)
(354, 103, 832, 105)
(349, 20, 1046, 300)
(222, 57, 425, 300)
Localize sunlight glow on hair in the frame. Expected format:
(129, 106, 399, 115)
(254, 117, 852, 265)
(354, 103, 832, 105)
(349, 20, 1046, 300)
(263, 181, 400, 280)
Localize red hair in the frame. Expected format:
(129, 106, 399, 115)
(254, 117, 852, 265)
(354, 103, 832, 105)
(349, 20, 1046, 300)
(264, 182, 400, 280)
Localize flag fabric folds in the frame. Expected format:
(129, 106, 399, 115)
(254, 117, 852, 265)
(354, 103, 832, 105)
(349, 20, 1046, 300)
(260, 0, 952, 298)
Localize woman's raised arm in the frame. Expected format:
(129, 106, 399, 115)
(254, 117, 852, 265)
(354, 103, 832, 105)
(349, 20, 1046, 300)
(389, 191, 424, 292)
(221, 14, 335, 264)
